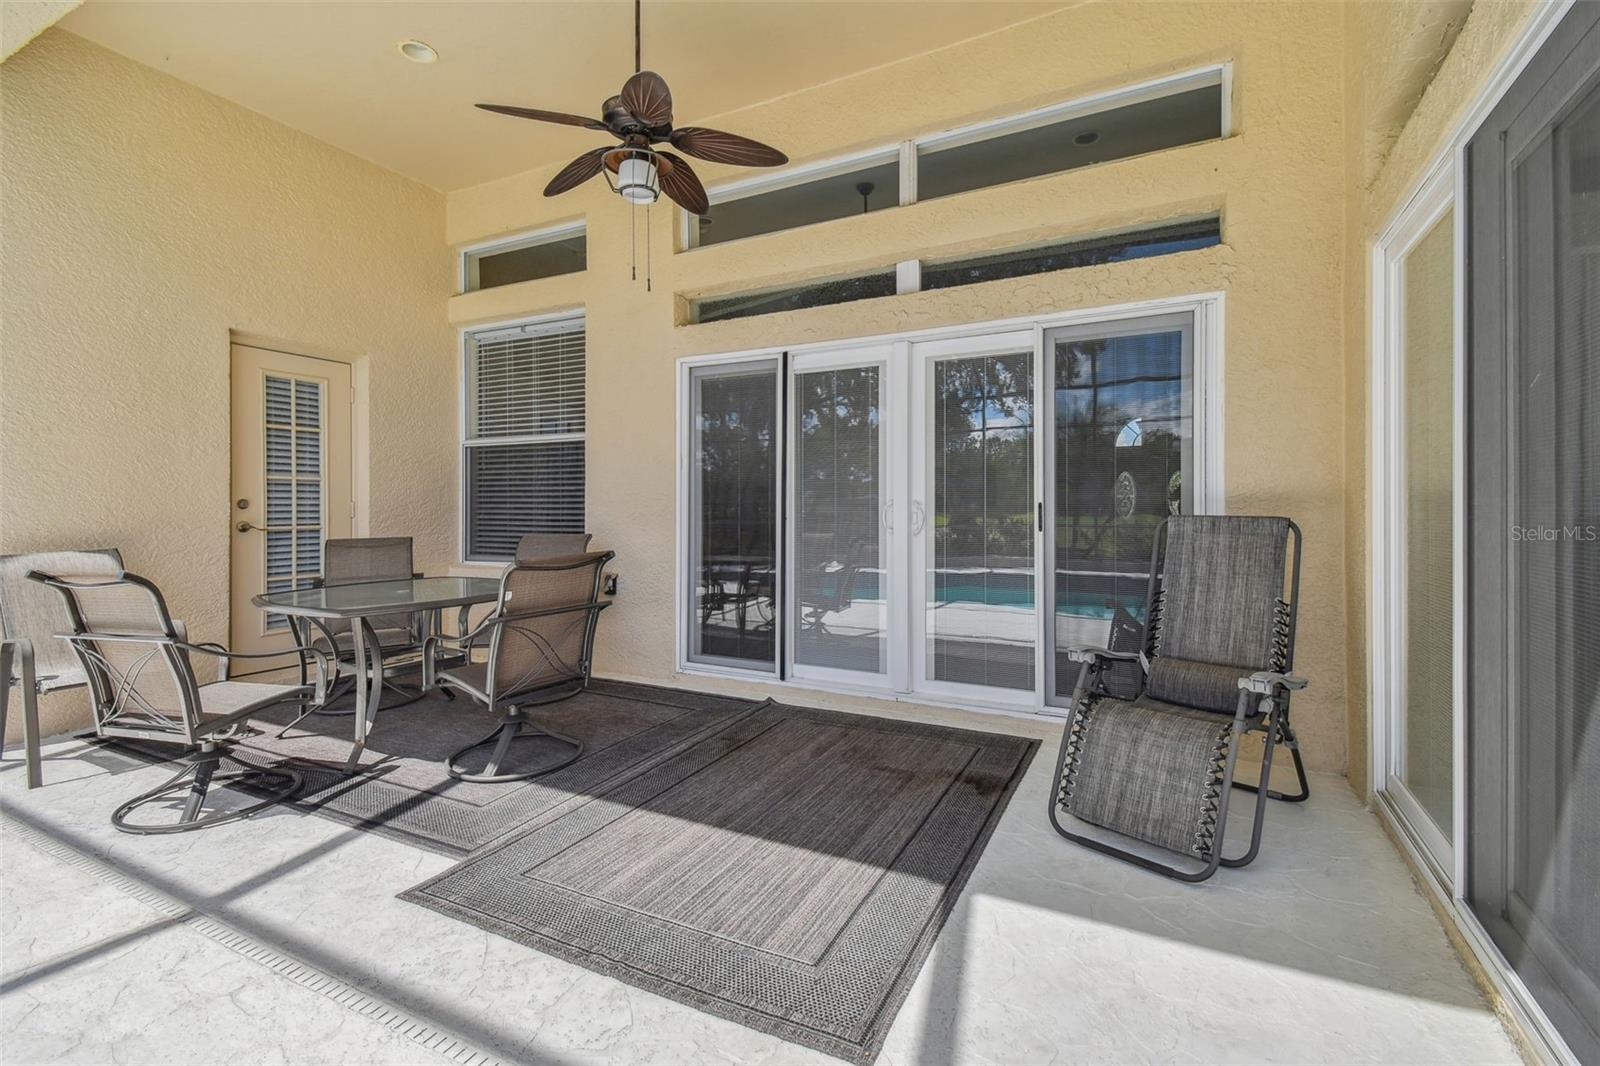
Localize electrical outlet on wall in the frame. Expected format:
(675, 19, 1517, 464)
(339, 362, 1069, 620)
(603, 572, 618, 596)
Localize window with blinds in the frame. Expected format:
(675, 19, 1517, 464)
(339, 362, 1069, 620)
(462, 318, 586, 560)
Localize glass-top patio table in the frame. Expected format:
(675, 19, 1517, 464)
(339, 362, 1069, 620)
(253, 577, 502, 772)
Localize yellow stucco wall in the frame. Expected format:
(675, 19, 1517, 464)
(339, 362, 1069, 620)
(0, 30, 457, 740)
(447, 1, 1353, 773)
(1339, 0, 1539, 797)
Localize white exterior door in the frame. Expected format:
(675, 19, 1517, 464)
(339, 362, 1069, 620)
(229, 343, 353, 666)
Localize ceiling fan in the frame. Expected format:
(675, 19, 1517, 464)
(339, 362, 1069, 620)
(474, 1, 789, 216)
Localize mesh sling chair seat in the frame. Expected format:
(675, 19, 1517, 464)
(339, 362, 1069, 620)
(277, 537, 433, 735)
(426, 550, 613, 784)
(1, 548, 124, 789)
(1048, 515, 1309, 883)
(28, 569, 330, 834)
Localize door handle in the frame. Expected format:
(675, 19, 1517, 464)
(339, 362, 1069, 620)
(911, 500, 927, 535)
(882, 499, 894, 532)
(236, 521, 266, 533)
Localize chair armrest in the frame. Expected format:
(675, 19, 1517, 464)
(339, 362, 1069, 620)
(1064, 645, 1142, 665)
(1239, 671, 1308, 695)
(56, 631, 332, 686)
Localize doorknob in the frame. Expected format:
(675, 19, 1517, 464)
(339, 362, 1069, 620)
(236, 521, 266, 533)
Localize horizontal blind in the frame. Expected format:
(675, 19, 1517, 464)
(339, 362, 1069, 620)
(464, 319, 586, 559)
(468, 323, 585, 440)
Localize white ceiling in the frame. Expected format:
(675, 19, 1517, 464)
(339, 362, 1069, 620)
(62, 1, 1062, 191)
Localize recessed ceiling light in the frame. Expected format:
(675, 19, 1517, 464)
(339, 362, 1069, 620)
(398, 40, 438, 64)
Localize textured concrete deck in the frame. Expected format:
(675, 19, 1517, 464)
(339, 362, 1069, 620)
(0, 706, 1520, 1066)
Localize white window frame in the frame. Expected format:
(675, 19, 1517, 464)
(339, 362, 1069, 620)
(674, 290, 1224, 718)
(458, 309, 586, 563)
(1370, 157, 1459, 884)
(1364, 3, 1583, 1063)
(458, 220, 586, 294)
(679, 64, 1230, 252)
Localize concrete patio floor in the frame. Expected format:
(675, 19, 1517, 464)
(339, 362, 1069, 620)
(0, 697, 1521, 1066)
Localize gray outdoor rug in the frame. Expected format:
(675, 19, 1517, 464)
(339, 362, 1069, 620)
(102, 679, 760, 858)
(400, 699, 1037, 1064)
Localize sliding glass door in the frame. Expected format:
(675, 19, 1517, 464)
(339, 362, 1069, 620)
(1043, 314, 1196, 705)
(911, 332, 1038, 698)
(681, 302, 1210, 711)
(1467, 5, 1600, 1058)
(787, 346, 898, 687)
(687, 360, 780, 670)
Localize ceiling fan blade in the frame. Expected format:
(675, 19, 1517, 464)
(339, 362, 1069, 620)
(656, 151, 710, 214)
(668, 127, 788, 167)
(619, 70, 673, 128)
(544, 148, 610, 197)
(476, 103, 609, 131)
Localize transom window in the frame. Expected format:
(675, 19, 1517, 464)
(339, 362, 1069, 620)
(685, 66, 1226, 249)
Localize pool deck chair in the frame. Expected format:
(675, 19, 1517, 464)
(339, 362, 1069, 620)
(1048, 515, 1308, 883)
(29, 569, 328, 834)
(1, 548, 124, 789)
(428, 551, 613, 783)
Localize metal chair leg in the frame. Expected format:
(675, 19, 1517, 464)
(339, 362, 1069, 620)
(112, 745, 301, 835)
(446, 710, 584, 784)
(1230, 720, 1310, 803)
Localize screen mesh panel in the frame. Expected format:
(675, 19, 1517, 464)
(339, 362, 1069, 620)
(926, 352, 1035, 689)
(690, 364, 778, 667)
(1503, 78, 1599, 1049)
(465, 229, 586, 292)
(696, 157, 899, 248)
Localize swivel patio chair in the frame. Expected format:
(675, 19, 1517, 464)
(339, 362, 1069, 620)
(514, 532, 592, 564)
(1, 548, 124, 788)
(278, 536, 431, 735)
(427, 550, 613, 783)
(1048, 515, 1309, 882)
(28, 569, 327, 834)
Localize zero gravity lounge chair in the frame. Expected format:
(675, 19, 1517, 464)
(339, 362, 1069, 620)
(29, 569, 327, 834)
(1049, 516, 1309, 882)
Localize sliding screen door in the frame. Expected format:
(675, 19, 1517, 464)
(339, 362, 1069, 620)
(1044, 313, 1195, 704)
(687, 361, 780, 670)
(1467, 5, 1600, 1058)
(788, 346, 896, 685)
(911, 332, 1038, 696)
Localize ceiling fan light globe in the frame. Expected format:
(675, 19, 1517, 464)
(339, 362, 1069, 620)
(616, 155, 661, 205)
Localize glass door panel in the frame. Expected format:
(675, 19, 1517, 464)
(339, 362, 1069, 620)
(1467, 7, 1600, 1056)
(789, 348, 894, 683)
(1391, 206, 1458, 864)
(1044, 314, 1194, 704)
(912, 333, 1037, 697)
(688, 361, 779, 670)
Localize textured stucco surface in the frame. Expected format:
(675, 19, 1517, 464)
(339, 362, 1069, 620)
(0, 31, 455, 741)
(447, 2, 1353, 774)
(1339, 0, 1539, 797)
(0, 0, 79, 62)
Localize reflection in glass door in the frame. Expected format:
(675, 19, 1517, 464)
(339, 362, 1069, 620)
(911, 332, 1037, 696)
(788, 347, 894, 684)
(687, 360, 779, 670)
(1044, 314, 1195, 703)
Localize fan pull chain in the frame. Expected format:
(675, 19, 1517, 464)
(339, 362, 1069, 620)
(630, 199, 637, 282)
(646, 201, 653, 292)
